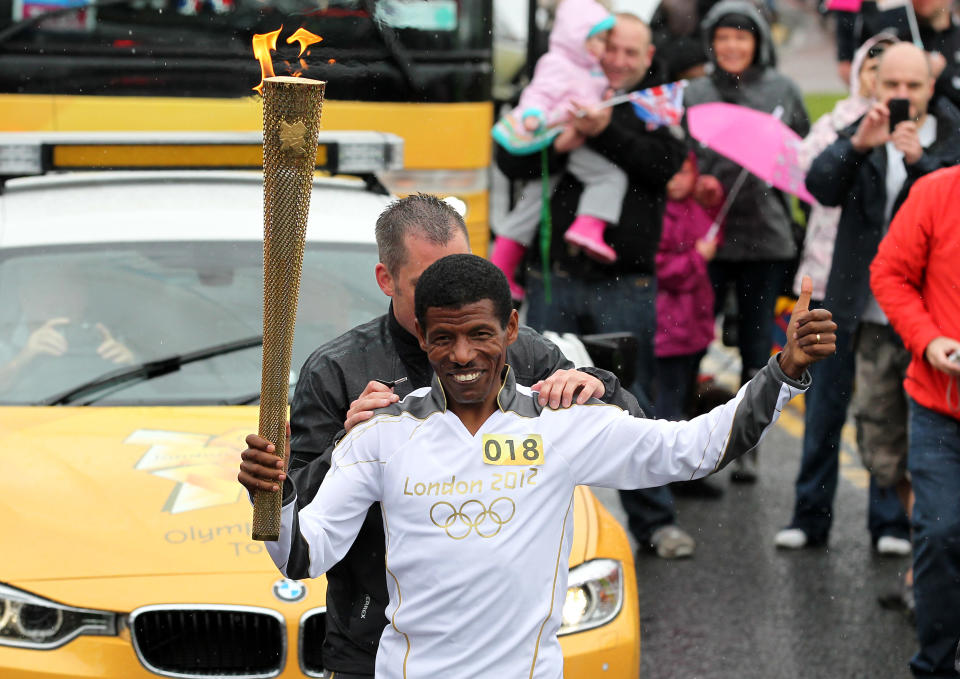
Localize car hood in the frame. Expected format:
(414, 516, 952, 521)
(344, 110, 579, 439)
(2, 406, 274, 582)
(2, 405, 593, 584)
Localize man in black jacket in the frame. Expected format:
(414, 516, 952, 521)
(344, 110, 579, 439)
(496, 13, 693, 558)
(777, 43, 960, 553)
(239, 194, 641, 679)
(835, 0, 960, 109)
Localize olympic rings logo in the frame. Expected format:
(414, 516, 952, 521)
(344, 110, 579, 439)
(429, 497, 516, 540)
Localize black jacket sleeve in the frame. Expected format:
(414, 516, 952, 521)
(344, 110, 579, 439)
(494, 143, 569, 182)
(289, 352, 349, 470)
(587, 111, 686, 190)
(806, 135, 868, 207)
(512, 326, 645, 418)
(288, 353, 348, 507)
(835, 10, 857, 62)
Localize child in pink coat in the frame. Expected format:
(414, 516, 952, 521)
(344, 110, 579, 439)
(490, 0, 625, 299)
(655, 153, 722, 420)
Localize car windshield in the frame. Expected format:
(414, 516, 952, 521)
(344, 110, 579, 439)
(0, 241, 384, 405)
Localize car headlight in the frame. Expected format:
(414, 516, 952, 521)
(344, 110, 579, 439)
(558, 559, 623, 636)
(0, 583, 117, 649)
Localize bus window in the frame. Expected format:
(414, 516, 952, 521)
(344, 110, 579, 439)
(0, 0, 492, 101)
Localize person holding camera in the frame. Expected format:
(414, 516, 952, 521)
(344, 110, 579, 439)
(871, 164, 960, 678)
(0, 269, 134, 394)
(776, 42, 960, 552)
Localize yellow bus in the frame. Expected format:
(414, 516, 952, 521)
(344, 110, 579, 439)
(0, 0, 493, 252)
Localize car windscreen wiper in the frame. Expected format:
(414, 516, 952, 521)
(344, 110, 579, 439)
(40, 334, 263, 406)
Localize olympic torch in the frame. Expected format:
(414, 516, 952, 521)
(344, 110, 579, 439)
(252, 75, 325, 541)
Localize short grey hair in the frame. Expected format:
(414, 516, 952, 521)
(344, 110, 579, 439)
(374, 194, 470, 274)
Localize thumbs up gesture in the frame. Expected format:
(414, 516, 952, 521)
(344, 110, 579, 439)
(779, 276, 837, 380)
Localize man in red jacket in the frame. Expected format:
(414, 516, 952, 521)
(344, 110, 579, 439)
(871, 164, 960, 679)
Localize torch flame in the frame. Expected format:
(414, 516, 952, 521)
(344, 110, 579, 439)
(287, 27, 323, 57)
(251, 27, 282, 95)
(251, 26, 323, 93)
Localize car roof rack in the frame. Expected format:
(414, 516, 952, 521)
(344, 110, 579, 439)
(0, 130, 403, 192)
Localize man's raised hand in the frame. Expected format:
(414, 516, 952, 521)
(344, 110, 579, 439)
(851, 101, 890, 152)
(238, 423, 290, 494)
(779, 276, 837, 380)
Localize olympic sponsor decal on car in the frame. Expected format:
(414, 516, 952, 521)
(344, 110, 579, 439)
(127, 429, 247, 513)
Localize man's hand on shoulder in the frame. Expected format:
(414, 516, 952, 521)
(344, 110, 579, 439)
(532, 369, 604, 409)
(238, 425, 289, 494)
(779, 276, 838, 380)
(344, 380, 400, 433)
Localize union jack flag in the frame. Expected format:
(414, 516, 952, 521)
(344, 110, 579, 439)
(628, 80, 687, 128)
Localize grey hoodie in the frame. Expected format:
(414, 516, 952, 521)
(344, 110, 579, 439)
(684, 0, 810, 261)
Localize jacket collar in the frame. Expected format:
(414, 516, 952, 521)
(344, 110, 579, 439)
(429, 364, 518, 415)
(387, 303, 432, 387)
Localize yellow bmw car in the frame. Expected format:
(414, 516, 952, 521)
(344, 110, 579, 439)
(0, 133, 640, 678)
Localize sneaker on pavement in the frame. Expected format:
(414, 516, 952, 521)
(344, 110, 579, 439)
(774, 527, 809, 549)
(878, 580, 916, 623)
(876, 535, 912, 556)
(650, 525, 696, 559)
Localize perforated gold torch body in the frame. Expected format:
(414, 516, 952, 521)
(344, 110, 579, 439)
(253, 75, 325, 541)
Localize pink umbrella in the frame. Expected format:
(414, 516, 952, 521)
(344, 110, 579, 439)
(687, 101, 816, 205)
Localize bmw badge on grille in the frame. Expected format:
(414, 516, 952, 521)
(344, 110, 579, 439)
(272, 578, 307, 603)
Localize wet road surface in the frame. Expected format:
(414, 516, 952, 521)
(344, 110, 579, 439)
(595, 406, 917, 678)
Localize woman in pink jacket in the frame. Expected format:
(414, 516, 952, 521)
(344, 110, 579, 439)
(655, 153, 722, 421)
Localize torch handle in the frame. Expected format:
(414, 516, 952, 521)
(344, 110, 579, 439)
(251, 392, 288, 541)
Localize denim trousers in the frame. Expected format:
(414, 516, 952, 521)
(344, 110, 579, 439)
(708, 259, 788, 385)
(655, 351, 706, 422)
(525, 269, 676, 542)
(908, 398, 960, 678)
(788, 324, 909, 542)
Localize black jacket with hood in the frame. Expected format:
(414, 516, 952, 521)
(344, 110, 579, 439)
(806, 96, 960, 326)
(286, 306, 642, 675)
(496, 61, 686, 281)
(683, 0, 810, 262)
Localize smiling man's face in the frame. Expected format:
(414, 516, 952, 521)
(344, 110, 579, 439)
(416, 300, 519, 416)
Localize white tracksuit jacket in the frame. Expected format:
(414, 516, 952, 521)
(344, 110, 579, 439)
(266, 355, 809, 678)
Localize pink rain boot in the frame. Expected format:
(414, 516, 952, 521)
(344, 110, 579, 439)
(490, 236, 528, 301)
(564, 215, 617, 263)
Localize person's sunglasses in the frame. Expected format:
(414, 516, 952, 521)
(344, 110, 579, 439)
(866, 43, 891, 58)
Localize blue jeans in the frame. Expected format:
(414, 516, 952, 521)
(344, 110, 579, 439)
(525, 269, 676, 542)
(656, 352, 705, 422)
(908, 398, 960, 678)
(789, 325, 909, 542)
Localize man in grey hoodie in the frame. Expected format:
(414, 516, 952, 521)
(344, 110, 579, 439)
(684, 0, 810, 481)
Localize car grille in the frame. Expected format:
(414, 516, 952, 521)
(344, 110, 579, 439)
(130, 605, 286, 678)
(298, 608, 327, 676)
